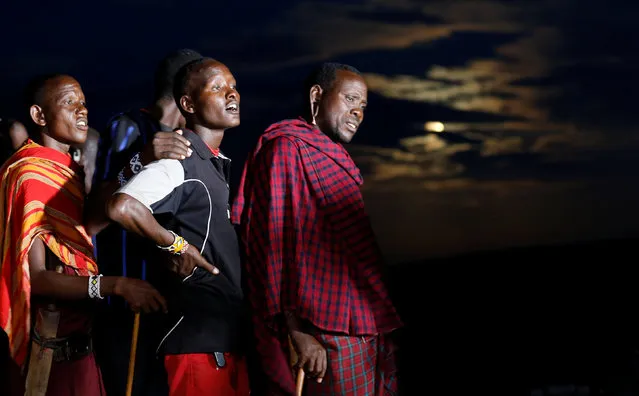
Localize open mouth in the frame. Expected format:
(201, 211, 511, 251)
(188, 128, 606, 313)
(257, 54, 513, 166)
(345, 121, 359, 132)
(76, 118, 88, 130)
(225, 103, 239, 113)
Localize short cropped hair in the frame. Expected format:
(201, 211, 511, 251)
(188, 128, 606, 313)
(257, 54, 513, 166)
(154, 48, 203, 101)
(303, 62, 361, 104)
(172, 57, 218, 116)
(23, 73, 67, 109)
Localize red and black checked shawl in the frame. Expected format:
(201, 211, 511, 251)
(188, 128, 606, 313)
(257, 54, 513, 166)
(232, 118, 401, 335)
(0, 141, 97, 368)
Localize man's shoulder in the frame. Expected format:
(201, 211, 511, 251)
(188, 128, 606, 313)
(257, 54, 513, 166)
(2, 154, 66, 192)
(106, 109, 158, 133)
(109, 111, 134, 121)
(181, 130, 232, 165)
(144, 158, 185, 172)
(106, 111, 136, 127)
(260, 119, 325, 154)
(181, 129, 202, 146)
(123, 158, 185, 185)
(117, 159, 186, 204)
(262, 134, 306, 153)
(178, 150, 201, 170)
(264, 118, 311, 134)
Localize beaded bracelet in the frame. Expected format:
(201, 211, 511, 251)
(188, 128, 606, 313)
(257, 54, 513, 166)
(88, 274, 104, 299)
(157, 230, 189, 255)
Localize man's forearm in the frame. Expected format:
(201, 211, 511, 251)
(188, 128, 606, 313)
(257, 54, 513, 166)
(106, 193, 175, 247)
(31, 271, 120, 300)
(29, 237, 121, 300)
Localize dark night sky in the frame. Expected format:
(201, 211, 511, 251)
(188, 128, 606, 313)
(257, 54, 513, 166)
(3, 0, 639, 263)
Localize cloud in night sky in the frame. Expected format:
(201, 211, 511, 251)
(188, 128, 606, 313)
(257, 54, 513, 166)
(3, 0, 639, 263)
(320, 0, 639, 261)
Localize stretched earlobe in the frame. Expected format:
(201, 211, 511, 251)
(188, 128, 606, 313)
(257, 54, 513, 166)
(311, 101, 319, 125)
(309, 85, 323, 126)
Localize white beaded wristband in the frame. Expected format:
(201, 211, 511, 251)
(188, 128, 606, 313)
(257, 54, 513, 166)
(88, 274, 104, 299)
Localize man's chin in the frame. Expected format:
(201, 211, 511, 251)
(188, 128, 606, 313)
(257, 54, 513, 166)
(65, 130, 88, 146)
(222, 113, 240, 128)
(204, 119, 240, 130)
(225, 119, 240, 130)
(337, 129, 355, 144)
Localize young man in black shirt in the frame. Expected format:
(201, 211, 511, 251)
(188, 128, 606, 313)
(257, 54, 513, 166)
(107, 57, 248, 396)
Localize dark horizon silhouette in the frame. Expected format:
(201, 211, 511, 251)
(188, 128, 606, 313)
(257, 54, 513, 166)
(389, 237, 639, 394)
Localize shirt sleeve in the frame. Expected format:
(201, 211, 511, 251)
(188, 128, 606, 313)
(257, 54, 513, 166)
(116, 159, 185, 215)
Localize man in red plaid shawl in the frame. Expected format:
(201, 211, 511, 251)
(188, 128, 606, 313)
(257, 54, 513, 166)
(232, 63, 403, 395)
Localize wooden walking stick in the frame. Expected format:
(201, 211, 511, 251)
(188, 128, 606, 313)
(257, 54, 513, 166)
(295, 367, 305, 396)
(24, 265, 64, 396)
(288, 335, 305, 396)
(125, 312, 141, 396)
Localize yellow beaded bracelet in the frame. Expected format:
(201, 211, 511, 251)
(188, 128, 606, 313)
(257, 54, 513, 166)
(157, 230, 189, 255)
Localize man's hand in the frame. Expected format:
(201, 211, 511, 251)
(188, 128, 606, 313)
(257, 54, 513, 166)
(167, 245, 219, 278)
(113, 277, 168, 313)
(142, 129, 192, 163)
(290, 329, 327, 383)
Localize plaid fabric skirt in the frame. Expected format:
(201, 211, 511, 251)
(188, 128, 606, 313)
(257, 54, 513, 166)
(301, 333, 398, 396)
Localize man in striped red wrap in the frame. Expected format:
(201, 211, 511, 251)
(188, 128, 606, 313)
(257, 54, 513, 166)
(0, 74, 166, 395)
(232, 63, 403, 395)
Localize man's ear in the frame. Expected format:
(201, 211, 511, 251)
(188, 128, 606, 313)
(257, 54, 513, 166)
(30, 105, 46, 127)
(179, 95, 196, 115)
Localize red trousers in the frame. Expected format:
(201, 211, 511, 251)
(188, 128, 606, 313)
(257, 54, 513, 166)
(164, 353, 250, 396)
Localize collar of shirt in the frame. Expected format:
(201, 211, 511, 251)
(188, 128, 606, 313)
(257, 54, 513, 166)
(204, 144, 220, 157)
(180, 129, 217, 160)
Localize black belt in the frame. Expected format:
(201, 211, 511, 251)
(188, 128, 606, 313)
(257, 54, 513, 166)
(32, 331, 93, 363)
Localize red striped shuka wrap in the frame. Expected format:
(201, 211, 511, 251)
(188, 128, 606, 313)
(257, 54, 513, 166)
(0, 140, 98, 368)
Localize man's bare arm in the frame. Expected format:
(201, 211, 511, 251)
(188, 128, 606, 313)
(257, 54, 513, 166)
(107, 193, 218, 276)
(28, 237, 167, 312)
(107, 193, 175, 247)
(29, 237, 117, 299)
